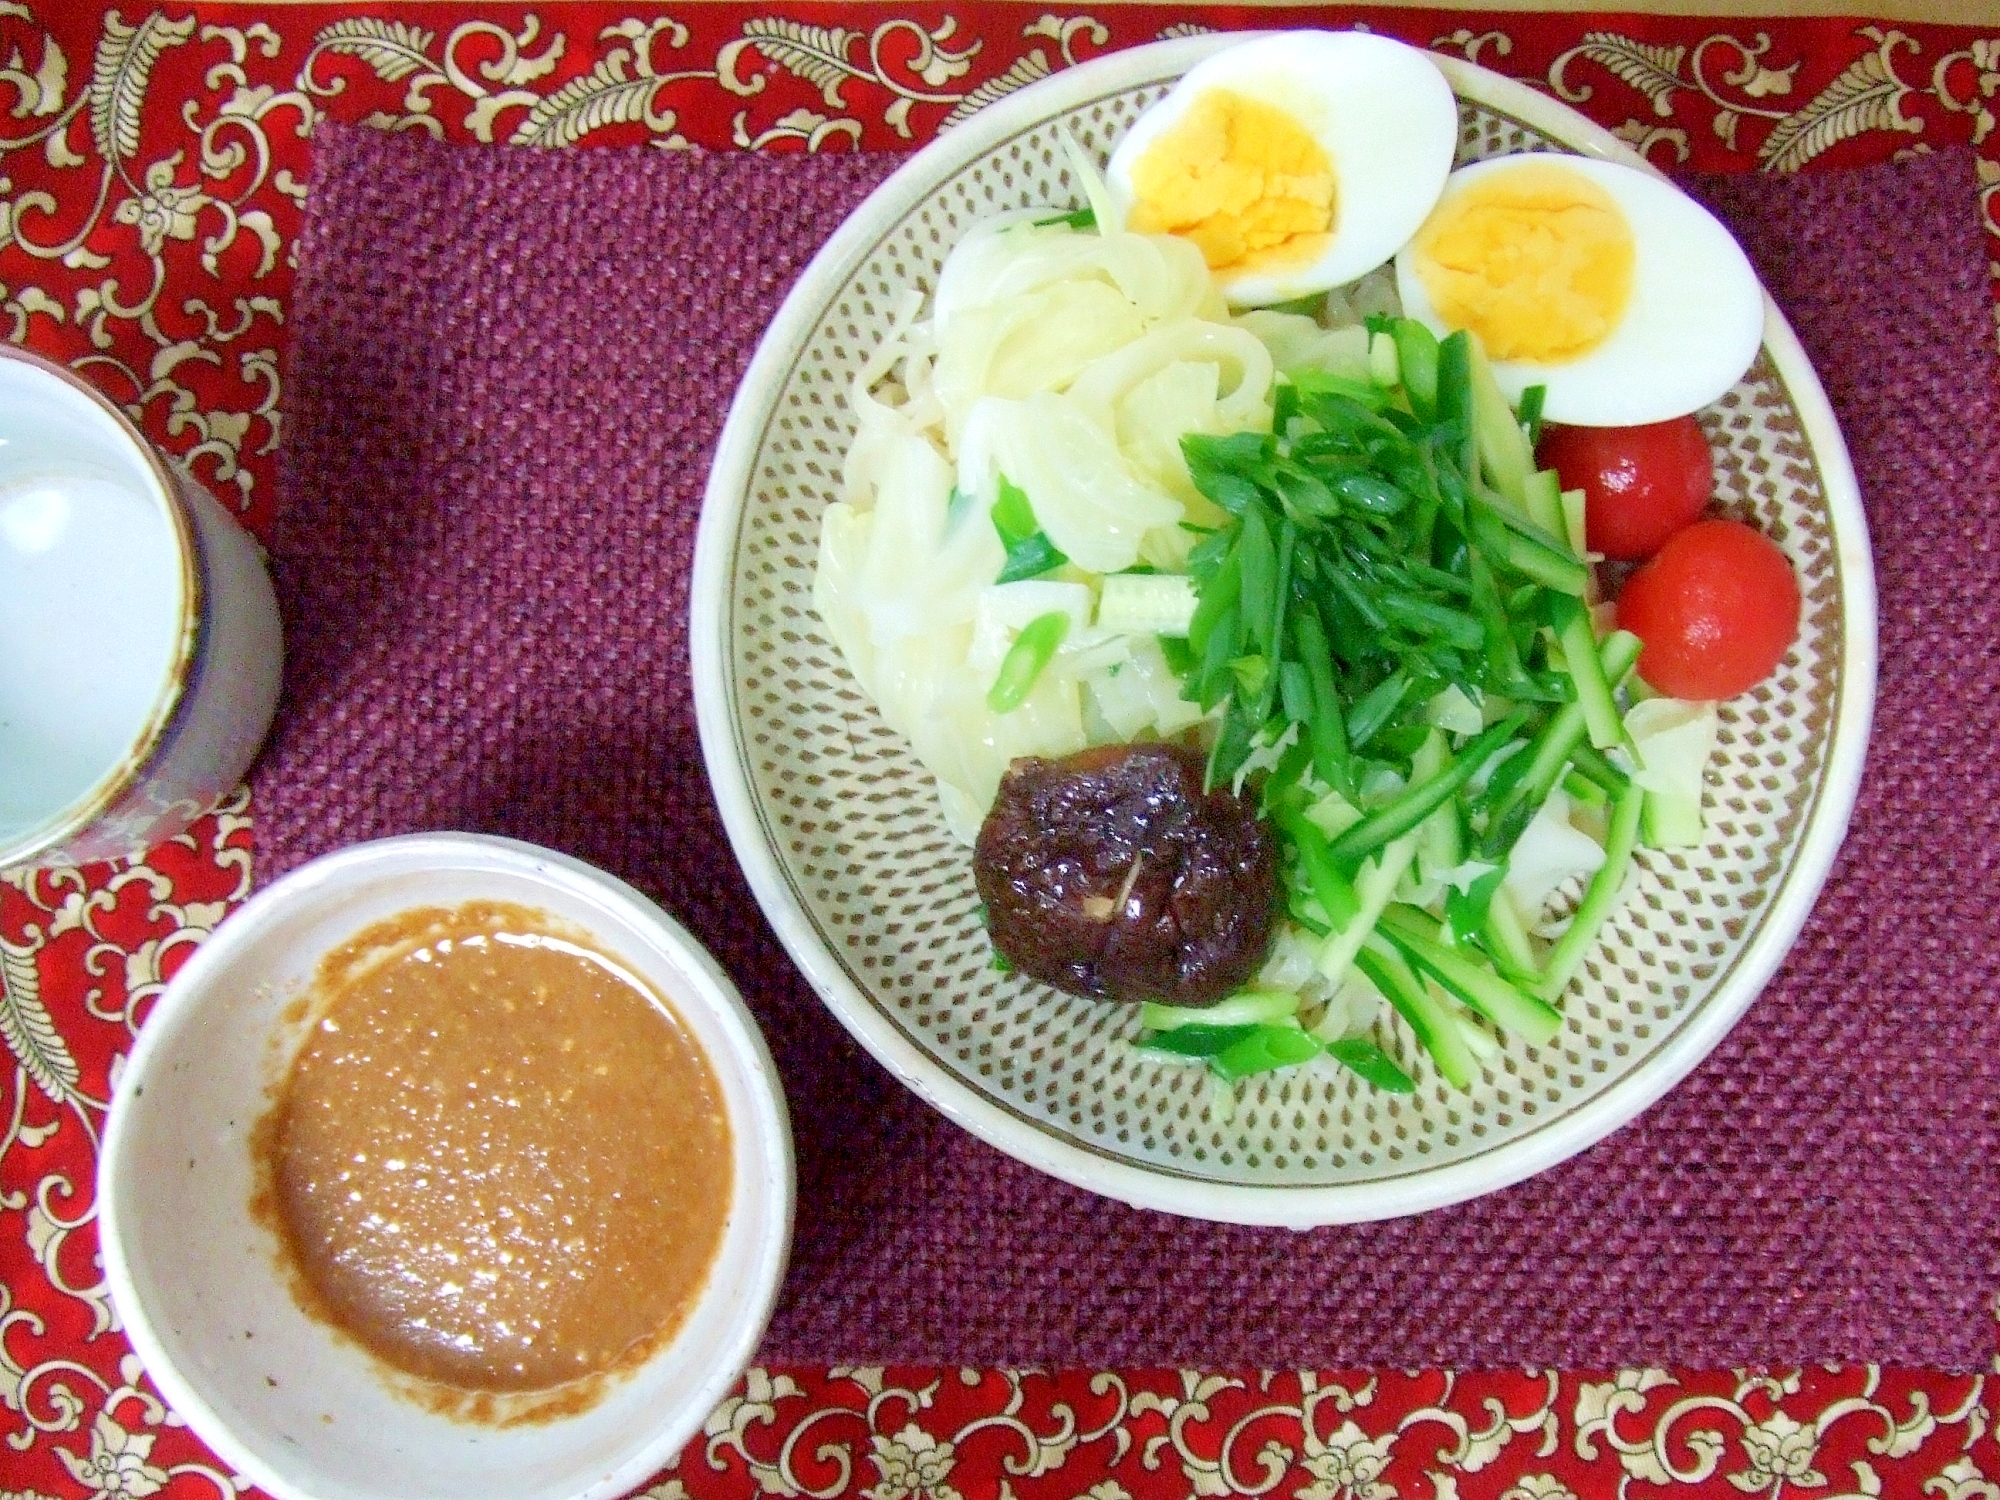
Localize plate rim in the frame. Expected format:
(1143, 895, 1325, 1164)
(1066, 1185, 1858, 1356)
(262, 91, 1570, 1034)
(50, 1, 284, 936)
(690, 33, 1880, 1226)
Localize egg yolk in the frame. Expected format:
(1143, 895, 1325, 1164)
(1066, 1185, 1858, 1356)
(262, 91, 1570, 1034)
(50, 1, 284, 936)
(1409, 160, 1636, 363)
(1126, 89, 1335, 275)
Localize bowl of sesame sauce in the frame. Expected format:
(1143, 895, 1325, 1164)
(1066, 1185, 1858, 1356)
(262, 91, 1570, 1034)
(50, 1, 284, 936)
(98, 833, 794, 1500)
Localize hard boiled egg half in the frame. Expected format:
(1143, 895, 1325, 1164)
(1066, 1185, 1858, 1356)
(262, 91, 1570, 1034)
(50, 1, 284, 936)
(1394, 154, 1765, 426)
(1106, 31, 1458, 308)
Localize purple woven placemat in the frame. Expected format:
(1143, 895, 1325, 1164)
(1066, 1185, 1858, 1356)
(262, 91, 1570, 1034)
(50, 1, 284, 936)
(258, 123, 2000, 1370)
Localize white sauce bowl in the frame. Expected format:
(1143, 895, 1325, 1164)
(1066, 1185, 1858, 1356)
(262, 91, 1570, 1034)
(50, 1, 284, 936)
(98, 833, 794, 1500)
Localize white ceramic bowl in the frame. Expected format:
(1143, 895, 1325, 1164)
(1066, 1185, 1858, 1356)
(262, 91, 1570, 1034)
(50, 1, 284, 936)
(692, 37, 1875, 1225)
(99, 833, 794, 1500)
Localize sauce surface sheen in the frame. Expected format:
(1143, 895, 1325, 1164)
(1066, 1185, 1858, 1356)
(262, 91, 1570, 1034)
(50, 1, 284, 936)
(261, 901, 731, 1394)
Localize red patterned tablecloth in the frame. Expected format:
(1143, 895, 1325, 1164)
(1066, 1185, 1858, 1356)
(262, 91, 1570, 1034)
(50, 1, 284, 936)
(4, 4, 1999, 1497)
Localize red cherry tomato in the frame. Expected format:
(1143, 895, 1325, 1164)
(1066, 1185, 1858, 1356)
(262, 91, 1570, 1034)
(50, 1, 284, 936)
(1615, 519, 1800, 700)
(1538, 416, 1714, 562)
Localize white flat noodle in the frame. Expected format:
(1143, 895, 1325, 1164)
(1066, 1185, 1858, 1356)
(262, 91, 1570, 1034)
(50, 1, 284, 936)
(959, 392, 1181, 575)
(858, 436, 998, 645)
(1068, 320, 1276, 428)
(935, 220, 1219, 331)
(932, 282, 1149, 445)
(1113, 360, 1220, 505)
(814, 504, 880, 698)
(1234, 310, 1372, 381)
(1058, 126, 1121, 236)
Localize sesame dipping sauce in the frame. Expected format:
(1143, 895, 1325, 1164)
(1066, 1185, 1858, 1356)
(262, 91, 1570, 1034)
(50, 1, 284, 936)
(254, 901, 731, 1396)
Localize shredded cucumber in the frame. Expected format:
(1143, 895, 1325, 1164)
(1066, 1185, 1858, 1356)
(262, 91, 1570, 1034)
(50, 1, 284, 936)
(1097, 572, 1198, 636)
(1140, 989, 1298, 1032)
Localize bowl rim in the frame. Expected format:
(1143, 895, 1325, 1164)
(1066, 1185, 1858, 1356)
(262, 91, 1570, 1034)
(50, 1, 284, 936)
(97, 831, 796, 1500)
(691, 33, 1878, 1226)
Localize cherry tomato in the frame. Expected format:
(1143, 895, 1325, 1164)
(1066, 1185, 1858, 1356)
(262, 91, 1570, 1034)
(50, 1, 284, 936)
(1615, 518, 1800, 700)
(1539, 416, 1714, 562)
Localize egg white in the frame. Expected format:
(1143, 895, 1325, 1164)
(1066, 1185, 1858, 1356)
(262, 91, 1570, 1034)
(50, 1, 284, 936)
(1106, 31, 1459, 307)
(1393, 154, 1766, 426)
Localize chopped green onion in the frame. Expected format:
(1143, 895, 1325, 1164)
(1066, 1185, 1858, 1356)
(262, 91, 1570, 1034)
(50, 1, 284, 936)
(991, 477, 1069, 583)
(986, 611, 1068, 712)
(1323, 710, 1528, 872)
(1393, 319, 1442, 422)
(1325, 1036, 1416, 1092)
(1212, 1024, 1321, 1081)
(1518, 384, 1548, 448)
(1136, 1022, 1259, 1059)
(1032, 205, 1097, 231)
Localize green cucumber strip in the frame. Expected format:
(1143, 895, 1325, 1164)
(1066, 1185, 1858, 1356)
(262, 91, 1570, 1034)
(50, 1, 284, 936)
(1276, 808, 1362, 928)
(1378, 903, 1563, 1047)
(1323, 710, 1529, 872)
(1562, 768, 1610, 806)
(1313, 832, 1420, 987)
(1505, 524, 1591, 595)
(1325, 1036, 1417, 1092)
(1480, 631, 1641, 857)
(1554, 603, 1626, 751)
(1522, 467, 1566, 543)
(1561, 486, 1589, 558)
(1480, 882, 1543, 986)
(1539, 781, 1645, 1001)
(1467, 336, 1535, 511)
(986, 611, 1069, 713)
(1412, 729, 1464, 884)
(1212, 1024, 1322, 1081)
(1141, 990, 1299, 1032)
(1097, 573, 1197, 635)
(1355, 933, 1477, 1090)
(1642, 789, 1705, 848)
(1568, 740, 1630, 794)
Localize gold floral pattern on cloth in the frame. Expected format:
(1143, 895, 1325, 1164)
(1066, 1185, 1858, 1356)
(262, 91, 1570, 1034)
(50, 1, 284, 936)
(3, 6, 2000, 1499)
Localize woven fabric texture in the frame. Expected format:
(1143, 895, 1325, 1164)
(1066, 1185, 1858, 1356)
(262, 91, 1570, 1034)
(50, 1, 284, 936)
(259, 124, 1999, 1370)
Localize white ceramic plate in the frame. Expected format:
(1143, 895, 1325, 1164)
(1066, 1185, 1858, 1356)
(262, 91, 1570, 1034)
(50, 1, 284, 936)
(692, 36, 1876, 1226)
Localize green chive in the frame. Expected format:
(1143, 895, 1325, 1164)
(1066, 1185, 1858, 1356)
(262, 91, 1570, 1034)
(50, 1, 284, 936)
(986, 611, 1068, 713)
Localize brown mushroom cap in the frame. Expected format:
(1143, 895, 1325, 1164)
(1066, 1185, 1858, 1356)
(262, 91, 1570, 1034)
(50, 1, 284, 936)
(973, 742, 1281, 1006)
